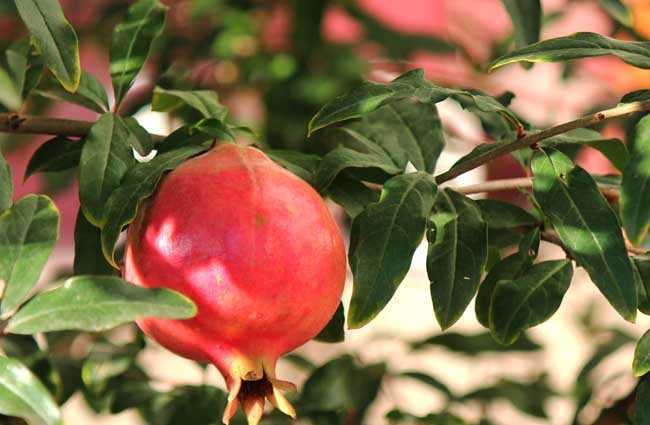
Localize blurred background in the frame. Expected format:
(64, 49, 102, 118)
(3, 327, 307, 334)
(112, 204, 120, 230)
(2, 0, 650, 424)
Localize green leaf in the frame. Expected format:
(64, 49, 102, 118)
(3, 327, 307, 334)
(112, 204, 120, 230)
(0, 149, 12, 212)
(491, 32, 650, 70)
(637, 377, 650, 424)
(598, 0, 633, 27)
(448, 140, 512, 174)
(398, 371, 455, 400)
(500, 0, 542, 48)
(0, 195, 59, 315)
(101, 145, 207, 268)
(634, 254, 650, 314)
(0, 66, 22, 110)
(348, 172, 438, 328)
(532, 148, 637, 321)
(192, 118, 235, 142)
(120, 116, 153, 156)
(110, 0, 167, 108)
(263, 149, 321, 185)
(412, 331, 542, 354)
(74, 210, 113, 276)
(621, 89, 650, 104)
(24, 136, 82, 180)
(634, 329, 650, 377)
(7, 276, 196, 334)
(476, 199, 539, 229)
(82, 342, 140, 396)
(35, 71, 109, 113)
(327, 175, 380, 218)
(152, 87, 228, 120)
(475, 253, 533, 328)
(314, 302, 344, 343)
(544, 128, 628, 173)
(428, 189, 488, 330)
(308, 69, 519, 135)
(79, 113, 135, 226)
(14, 0, 80, 92)
(6, 39, 30, 98)
(0, 356, 62, 425)
(622, 114, 650, 245)
(489, 259, 572, 344)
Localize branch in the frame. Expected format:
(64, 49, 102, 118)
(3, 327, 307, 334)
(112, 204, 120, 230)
(435, 100, 650, 184)
(542, 229, 647, 256)
(0, 113, 165, 143)
(452, 176, 620, 199)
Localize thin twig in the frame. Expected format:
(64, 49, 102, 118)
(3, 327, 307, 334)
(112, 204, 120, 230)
(435, 100, 650, 184)
(0, 113, 165, 142)
(542, 229, 647, 256)
(452, 176, 621, 199)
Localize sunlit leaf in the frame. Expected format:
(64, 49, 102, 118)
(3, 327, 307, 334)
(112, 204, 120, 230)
(634, 329, 650, 377)
(622, 114, 650, 245)
(0, 66, 22, 110)
(544, 128, 627, 172)
(7, 276, 196, 333)
(0, 195, 59, 315)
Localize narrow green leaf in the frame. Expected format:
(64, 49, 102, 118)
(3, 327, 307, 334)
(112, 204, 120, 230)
(74, 210, 113, 276)
(0, 66, 22, 110)
(637, 377, 650, 424)
(79, 113, 135, 226)
(24, 136, 82, 180)
(119, 116, 153, 156)
(0, 149, 12, 212)
(348, 172, 438, 328)
(491, 32, 650, 70)
(634, 329, 650, 377)
(152, 87, 228, 120)
(398, 371, 455, 399)
(621, 89, 650, 104)
(412, 331, 542, 354)
(449, 140, 511, 174)
(428, 189, 488, 330)
(544, 128, 628, 173)
(0, 356, 62, 425)
(475, 253, 532, 328)
(314, 302, 345, 343)
(7, 276, 196, 334)
(35, 71, 109, 113)
(110, 0, 167, 108)
(327, 175, 380, 219)
(634, 254, 650, 314)
(622, 114, 650, 245)
(264, 149, 321, 185)
(14, 0, 80, 92)
(476, 199, 539, 229)
(308, 69, 519, 135)
(6, 39, 30, 98)
(598, 0, 633, 27)
(489, 259, 572, 344)
(532, 148, 637, 321)
(500, 0, 542, 48)
(101, 145, 207, 268)
(0, 195, 59, 315)
(192, 118, 235, 142)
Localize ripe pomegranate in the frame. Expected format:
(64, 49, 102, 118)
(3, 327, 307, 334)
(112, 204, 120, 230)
(123, 142, 347, 424)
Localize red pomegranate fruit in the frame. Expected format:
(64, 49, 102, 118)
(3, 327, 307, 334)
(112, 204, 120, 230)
(122, 142, 347, 425)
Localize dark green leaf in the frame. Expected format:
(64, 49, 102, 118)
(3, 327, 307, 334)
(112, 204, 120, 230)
(637, 377, 650, 424)
(398, 371, 455, 400)
(348, 172, 438, 328)
(154, 123, 215, 154)
(14, 0, 80, 91)
(476, 199, 539, 229)
(73, 210, 113, 276)
(428, 189, 488, 330)
(308, 69, 519, 135)
(120, 116, 153, 156)
(622, 114, 650, 245)
(634, 254, 650, 314)
(110, 0, 167, 108)
(0, 195, 59, 315)
(489, 259, 572, 344)
(412, 331, 542, 354)
(387, 410, 469, 425)
(500, 0, 542, 48)
(138, 385, 231, 425)
(475, 253, 533, 328)
(192, 118, 235, 142)
(0, 356, 62, 425)
(491, 32, 650, 70)
(0, 149, 12, 212)
(101, 145, 207, 268)
(24, 136, 82, 180)
(327, 175, 380, 218)
(82, 342, 139, 395)
(449, 140, 511, 173)
(264, 149, 321, 185)
(532, 148, 637, 321)
(79, 113, 135, 226)
(35, 71, 109, 113)
(7, 276, 196, 334)
(152, 87, 228, 120)
(598, 0, 633, 27)
(634, 329, 650, 377)
(544, 128, 628, 173)
(621, 89, 650, 104)
(314, 302, 344, 343)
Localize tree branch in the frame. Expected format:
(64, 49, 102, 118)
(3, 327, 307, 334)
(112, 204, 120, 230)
(0, 113, 165, 142)
(435, 100, 650, 184)
(453, 176, 620, 198)
(542, 229, 646, 256)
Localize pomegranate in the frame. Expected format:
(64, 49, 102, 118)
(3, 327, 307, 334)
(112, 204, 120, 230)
(122, 143, 347, 424)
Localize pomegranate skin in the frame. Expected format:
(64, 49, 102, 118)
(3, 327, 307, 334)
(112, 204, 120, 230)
(123, 143, 346, 424)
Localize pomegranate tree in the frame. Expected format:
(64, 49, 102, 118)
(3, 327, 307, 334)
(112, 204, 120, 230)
(123, 142, 347, 424)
